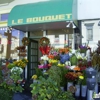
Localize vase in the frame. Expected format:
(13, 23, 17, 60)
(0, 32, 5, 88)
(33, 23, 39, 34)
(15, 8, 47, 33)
(94, 83, 98, 94)
(75, 84, 80, 97)
(87, 89, 93, 100)
(81, 85, 87, 97)
(33, 80, 38, 83)
(81, 53, 85, 57)
(60, 86, 64, 91)
(67, 82, 73, 91)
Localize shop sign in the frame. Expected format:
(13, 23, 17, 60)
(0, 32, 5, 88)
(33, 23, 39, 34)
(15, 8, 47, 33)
(11, 13, 72, 25)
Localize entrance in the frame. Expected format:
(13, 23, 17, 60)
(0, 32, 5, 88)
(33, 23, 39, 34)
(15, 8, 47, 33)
(27, 39, 38, 80)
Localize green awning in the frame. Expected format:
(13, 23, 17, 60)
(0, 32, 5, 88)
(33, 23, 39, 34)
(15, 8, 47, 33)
(8, 0, 77, 31)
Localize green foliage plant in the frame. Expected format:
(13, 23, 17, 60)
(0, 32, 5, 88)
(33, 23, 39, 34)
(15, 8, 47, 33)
(60, 67, 68, 86)
(30, 76, 59, 100)
(30, 76, 75, 100)
(47, 65, 62, 87)
(81, 70, 87, 85)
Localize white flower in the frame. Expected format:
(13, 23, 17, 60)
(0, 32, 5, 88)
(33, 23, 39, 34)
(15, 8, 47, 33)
(70, 65, 76, 70)
(11, 67, 23, 74)
(41, 55, 49, 60)
(65, 61, 71, 66)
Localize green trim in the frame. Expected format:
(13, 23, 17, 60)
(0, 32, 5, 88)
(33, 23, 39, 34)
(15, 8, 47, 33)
(8, 0, 74, 26)
(27, 32, 30, 80)
(29, 36, 43, 39)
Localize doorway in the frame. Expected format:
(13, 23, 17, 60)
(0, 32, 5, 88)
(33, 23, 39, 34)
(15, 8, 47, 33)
(27, 39, 39, 80)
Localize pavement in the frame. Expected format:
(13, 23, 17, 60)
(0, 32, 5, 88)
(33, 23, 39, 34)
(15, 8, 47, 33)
(12, 91, 32, 100)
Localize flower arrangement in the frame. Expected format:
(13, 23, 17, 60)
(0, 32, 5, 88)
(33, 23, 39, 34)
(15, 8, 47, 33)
(65, 72, 77, 82)
(76, 72, 84, 85)
(57, 63, 65, 67)
(81, 71, 87, 85)
(59, 47, 70, 54)
(32, 75, 37, 80)
(13, 58, 28, 68)
(49, 59, 58, 66)
(79, 45, 87, 53)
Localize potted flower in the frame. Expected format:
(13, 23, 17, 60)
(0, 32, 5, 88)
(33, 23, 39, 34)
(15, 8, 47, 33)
(32, 74, 38, 83)
(75, 72, 84, 97)
(65, 72, 77, 91)
(79, 45, 87, 53)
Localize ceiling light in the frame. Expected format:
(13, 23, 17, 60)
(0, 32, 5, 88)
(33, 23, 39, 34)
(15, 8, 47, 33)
(66, 23, 71, 28)
(72, 23, 76, 28)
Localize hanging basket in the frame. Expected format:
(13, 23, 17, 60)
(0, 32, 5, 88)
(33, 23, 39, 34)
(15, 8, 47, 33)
(22, 37, 29, 46)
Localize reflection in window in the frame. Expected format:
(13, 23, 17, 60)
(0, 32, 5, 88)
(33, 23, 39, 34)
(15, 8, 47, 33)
(1, 13, 9, 21)
(47, 35, 69, 48)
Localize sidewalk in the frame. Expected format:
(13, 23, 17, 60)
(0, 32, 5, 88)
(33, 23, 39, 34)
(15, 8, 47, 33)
(12, 91, 32, 100)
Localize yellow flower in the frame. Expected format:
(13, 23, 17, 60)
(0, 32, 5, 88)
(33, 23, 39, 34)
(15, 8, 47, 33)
(79, 75, 84, 80)
(32, 75, 37, 80)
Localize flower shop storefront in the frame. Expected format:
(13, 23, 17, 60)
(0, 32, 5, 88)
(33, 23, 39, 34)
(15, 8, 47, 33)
(1, 1, 99, 100)
(7, 0, 79, 80)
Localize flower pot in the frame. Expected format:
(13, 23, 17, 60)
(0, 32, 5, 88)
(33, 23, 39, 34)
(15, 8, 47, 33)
(81, 85, 87, 97)
(75, 84, 80, 97)
(60, 86, 64, 92)
(67, 82, 73, 91)
(33, 80, 38, 83)
(94, 83, 98, 94)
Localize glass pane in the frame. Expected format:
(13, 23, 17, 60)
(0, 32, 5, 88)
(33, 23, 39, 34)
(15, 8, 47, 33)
(31, 56, 37, 62)
(47, 35, 65, 48)
(1, 13, 9, 21)
(31, 42, 38, 48)
(31, 49, 37, 55)
(87, 29, 93, 40)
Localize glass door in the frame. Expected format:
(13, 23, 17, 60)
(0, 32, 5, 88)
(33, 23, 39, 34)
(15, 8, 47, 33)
(27, 39, 38, 80)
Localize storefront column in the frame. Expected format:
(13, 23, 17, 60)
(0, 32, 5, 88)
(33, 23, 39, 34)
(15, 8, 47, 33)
(25, 32, 28, 79)
(43, 30, 47, 37)
(72, 29, 75, 49)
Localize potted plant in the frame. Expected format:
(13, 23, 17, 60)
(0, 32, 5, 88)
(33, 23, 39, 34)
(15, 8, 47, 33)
(30, 76, 75, 100)
(30, 76, 60, 100)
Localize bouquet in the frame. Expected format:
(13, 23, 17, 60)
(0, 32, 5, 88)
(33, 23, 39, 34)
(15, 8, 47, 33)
(79, 45, 87, 53)
(65, 72, 77, 82)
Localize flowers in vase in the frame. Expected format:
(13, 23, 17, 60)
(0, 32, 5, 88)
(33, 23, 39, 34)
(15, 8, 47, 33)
(79, 45, 87, 53)
(65, 72, 77, 82)
(32, 75, 37, 80)
(49, 59, 58, 66)
(76, 74, 84, 85)
(13, 58, 28, 68)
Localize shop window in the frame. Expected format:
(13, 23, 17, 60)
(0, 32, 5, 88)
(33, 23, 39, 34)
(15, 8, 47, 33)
(85, 23, 94, 41)
(1, 13, 9, 21)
